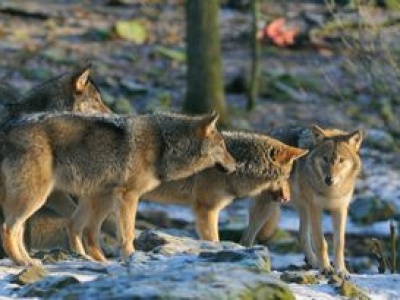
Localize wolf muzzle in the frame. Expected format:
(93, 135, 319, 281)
(215, 162, 235, 174)
(324, 176, 334, 186)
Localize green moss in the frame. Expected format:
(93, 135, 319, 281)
(240, 282, 295, 300)
(280, 271, 319, 284)
(339, 280, 371, 300)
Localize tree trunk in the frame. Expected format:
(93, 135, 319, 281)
(184, 0, 230, 126)
(247, 0, 260, 111)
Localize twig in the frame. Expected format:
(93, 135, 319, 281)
(390, 219, 397, 273)
(371, 238, 388, 274)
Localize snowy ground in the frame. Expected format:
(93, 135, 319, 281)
(0, 256, 399, 299)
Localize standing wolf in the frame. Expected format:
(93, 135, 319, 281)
(0, 66, 112, 253)
(48, 129, 308, 259)
(0, 65, 110, 121)
(131, 131, 307, 243)
(0, 112, 235, 265)
(242, 125, 363, 278)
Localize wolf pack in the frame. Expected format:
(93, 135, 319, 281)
(0, 65, 363, 279)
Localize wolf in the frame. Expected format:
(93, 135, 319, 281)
(0, 66, 112, 253)
(0, 65, 111, 121)
(120, 131, 307, 244)
(44, 129, 307, 259)
(0, 111, 236, 265)
(241, 125, 363, 279)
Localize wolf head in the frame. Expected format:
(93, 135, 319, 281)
(157, 112, 236, 181)
(16, 64, 111, 116)
(307, 125, 363, 190)
(268, 144, 308, 202)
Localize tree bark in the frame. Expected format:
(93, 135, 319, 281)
(184, 0, 230, 126)
(247, 0, 260, 111)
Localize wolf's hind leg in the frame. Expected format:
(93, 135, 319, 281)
(3, 190, 51, 266)
(2, 158, 53, 266)
(116, 190, 139, 260)
(68, 200, 93, 260)
(85, 192, 116, 262)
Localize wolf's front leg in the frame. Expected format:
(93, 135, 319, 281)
(310, 207, 333, 275)
(331, 207, 350, 279)
(298, 202, 318, 268)
(240, 195, 277, 246)
(117, 190, 139, 259)
(193, 204, 220, 242)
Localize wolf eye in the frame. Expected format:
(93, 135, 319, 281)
(339, 157, 345, 163)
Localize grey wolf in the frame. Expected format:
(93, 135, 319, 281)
(0, 65, 112, 255)
(138, 131, 307, 243)
(0, 112, 235, 265)
(242, 125, 363, 279)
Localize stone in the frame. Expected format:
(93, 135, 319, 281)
(338, 280, 371, 300)
(11, 265, 46, 285)
(50, 231, 291, 299)
(35, 231, 282, 299)
(19, 275, 80, 298)
(280, 271, 319, 284)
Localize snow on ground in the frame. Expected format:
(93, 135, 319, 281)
(0, 257, 399, 299)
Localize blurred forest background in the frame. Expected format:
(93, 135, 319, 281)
(1, 0, 400, 274)
(1, 0, 400, 139)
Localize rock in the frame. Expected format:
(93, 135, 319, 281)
(199, 246, 271, 272)
(240, 282, 295, 300)
(18, 275, 80, 298)
(135, 229, 245, 256)
(33, 248, 87, 264)
(50, 231, 293, 299)
(338, 280, 371, 300)
(280, 271, 319, 284)
(11, 265, 46, 285)
(349, 196, 397, 225)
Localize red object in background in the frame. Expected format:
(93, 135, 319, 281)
(258, 17, 299, 47)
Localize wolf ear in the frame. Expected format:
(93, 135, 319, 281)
(346, 129, 364, 151)
(72, 64, 91, 93)
(198, 112, 219, 137)
(311, 125, 326, 143)
(273, 146, 308, 165)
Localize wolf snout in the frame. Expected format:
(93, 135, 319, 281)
(325, 176, 334, 186)
(216, 156, 236, 174)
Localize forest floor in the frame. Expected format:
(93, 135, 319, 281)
(0, 0, 400, 299)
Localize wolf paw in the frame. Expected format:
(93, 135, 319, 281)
(335, 267, 350, 280)
(21, 258, 43, 267)
(320, 265, 334, 276)
(304, 255, 319, 269)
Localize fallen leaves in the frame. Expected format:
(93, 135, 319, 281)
(114, 20, 148, 44)
(258, 17, 299, 47)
